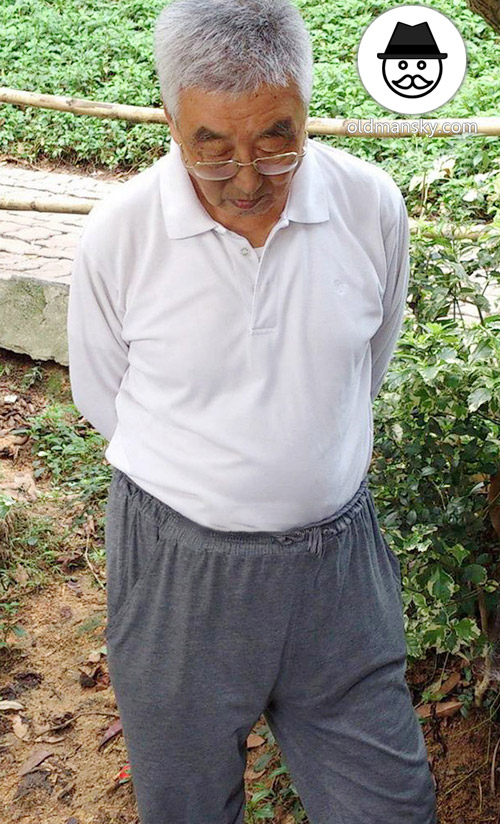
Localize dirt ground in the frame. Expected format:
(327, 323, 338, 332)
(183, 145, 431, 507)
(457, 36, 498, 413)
(0, 351, 500, 824)
(0, 151, 146, 181)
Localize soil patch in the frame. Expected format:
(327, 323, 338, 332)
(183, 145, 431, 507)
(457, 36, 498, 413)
(0, 349, 499, 823)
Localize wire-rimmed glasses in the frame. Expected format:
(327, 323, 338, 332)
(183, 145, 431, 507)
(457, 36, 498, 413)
(178, 131, 308, 181)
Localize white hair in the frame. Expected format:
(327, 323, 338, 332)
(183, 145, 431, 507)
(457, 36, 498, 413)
(153, 0, 313, 122)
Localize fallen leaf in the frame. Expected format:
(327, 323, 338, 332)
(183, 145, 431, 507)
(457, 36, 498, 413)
(416, 700, 463, 719)
(38, 735, 68, 744)
(18, 747, 54, 776)
(14, 671, 42, 691)
(426, 670, 462, 700)
(0, 471, 38, 501)
(55, 551, 84, 573)
(98, 718, 122, 750)
(12, 564, 29, 585)
(57, 781, 76, 801)
(440, 672, 462, 695)
(78, 663, 108, 689)
(48, 712, 75, 732)
(66, 579, 83, 597)
(246, 733, 266, 749)
(0, 700, 25, 711)
(0, 685, 17, 701)
(79, 670, 95, 689)
(113, 761, 132, 784)
(13, 769, 52, 800)
(83, 514, 96, 537)
(244, 766, 266, 781)
(12, 714, 30, 741)
(0, 438, 15, 458)
(95, 670, 111, 690)
(12, 434, 29, 446)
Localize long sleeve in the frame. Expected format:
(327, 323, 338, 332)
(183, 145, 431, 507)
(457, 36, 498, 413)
(66, 228, 129, 442)
(370, 192, 410, 402)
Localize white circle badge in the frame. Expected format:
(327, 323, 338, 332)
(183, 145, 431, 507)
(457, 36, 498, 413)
(357, 5, 467, 115)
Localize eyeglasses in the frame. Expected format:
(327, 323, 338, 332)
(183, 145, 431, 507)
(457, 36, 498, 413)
(178, 131, 308, 181)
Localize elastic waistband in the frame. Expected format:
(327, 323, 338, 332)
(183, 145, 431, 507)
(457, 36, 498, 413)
(109, 468, 371, 557)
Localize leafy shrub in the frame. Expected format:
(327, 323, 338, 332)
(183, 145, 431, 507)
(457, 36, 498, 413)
(372, 231, 500, 663)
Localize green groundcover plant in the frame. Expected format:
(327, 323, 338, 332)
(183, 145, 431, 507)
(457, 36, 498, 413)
(372, 229, 500, 667)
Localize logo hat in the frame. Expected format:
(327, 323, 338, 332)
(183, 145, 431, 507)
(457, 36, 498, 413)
(377, 21, 448, 60)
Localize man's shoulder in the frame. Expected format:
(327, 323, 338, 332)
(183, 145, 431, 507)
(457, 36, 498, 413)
(310, 139, 402, 203)
(79, 157, 165, 254)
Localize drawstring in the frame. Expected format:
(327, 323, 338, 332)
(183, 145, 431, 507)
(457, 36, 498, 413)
(307, 525, 323, 557)
(273, 528, 306, 546)
(273, 525, 330, 557)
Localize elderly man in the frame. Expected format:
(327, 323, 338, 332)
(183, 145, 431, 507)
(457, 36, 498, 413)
(67, 1, 437, 822)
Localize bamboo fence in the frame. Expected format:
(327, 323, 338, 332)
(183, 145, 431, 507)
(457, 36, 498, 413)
(1, 86, 500, 241)
(1, 86, 499, 136)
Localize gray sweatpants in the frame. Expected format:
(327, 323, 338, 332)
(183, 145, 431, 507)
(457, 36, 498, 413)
(104, 467, 437, 824)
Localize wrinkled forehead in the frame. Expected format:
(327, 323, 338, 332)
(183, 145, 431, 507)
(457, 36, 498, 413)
(175, 83, 306, 143)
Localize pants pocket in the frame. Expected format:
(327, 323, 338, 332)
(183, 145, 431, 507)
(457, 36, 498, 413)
(382, 534, 402, 588)
(104, 491, 162, 641)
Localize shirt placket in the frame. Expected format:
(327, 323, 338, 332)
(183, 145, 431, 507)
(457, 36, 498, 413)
(224, 218, 288, 335)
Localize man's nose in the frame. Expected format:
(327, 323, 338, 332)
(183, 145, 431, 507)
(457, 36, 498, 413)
(233, 163, 263, 195)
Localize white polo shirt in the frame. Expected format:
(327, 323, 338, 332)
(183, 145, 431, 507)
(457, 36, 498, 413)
(67, 137, 410, 531)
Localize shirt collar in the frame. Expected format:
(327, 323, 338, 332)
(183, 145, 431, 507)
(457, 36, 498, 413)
(160, 140, 219, 239)
(283, 138, 330, 224)
(160, 137, 330, 240)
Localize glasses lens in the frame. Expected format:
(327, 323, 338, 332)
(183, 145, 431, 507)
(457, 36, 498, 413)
(190, 152, 301, 180)
(193, 161, 238, 181)
(255, 154, 299, 175)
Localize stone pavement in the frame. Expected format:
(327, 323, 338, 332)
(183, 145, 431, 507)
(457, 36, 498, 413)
(0, 160, 127, 366)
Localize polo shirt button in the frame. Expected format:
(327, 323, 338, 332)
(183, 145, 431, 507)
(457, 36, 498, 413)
(241, 247, 249, 256)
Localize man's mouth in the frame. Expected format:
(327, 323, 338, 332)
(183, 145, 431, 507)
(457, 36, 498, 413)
(231, 196, 265, 210)
(393, 74, 433, 90)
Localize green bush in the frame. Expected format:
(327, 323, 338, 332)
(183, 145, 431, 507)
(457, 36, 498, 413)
(372, 231, 500, 664)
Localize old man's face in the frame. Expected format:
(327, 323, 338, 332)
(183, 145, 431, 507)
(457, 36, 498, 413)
(164, 83, 307, 239)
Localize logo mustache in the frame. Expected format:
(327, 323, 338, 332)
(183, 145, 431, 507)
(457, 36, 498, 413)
(392, 74, 433, 90)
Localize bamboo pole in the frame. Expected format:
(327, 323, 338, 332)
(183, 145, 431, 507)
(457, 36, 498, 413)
(410, 219, 500, 239)
(0, 87, 166, 125)
(0, 195, 100, 214)
(1, 193, 499, 240)
(0, 87, 499, 136)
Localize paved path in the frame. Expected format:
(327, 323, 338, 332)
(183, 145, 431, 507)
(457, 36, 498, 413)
(0, 160, 123, 286)
(0, 160, 131, 365)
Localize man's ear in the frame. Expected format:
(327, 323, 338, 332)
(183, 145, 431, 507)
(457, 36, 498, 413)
(163, 105, 180, 143)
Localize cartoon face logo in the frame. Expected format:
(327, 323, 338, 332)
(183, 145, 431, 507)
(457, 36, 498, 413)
(382, 57, 443, 98)
(377, 21, 447, 100)
(357, 7, 466, 116)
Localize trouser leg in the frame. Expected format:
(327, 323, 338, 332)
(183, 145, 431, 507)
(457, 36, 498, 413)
(104, 472, 311, 824)
(262, 489, 437, 824)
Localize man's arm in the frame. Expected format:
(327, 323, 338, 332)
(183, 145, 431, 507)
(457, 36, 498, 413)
(370, 191, 410, 402)
(66, 230, 129, 442)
